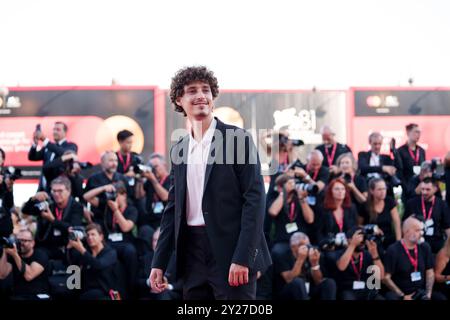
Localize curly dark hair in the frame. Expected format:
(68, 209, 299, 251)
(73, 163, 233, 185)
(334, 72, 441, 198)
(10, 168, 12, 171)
(169, 66, 219, 116)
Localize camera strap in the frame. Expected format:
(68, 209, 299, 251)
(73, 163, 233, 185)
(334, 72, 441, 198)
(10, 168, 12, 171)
(421, 196, 435, 221)
(350, 253, 364, 281)
(401, 240, 418, 272)
(325, 143, 337, 167)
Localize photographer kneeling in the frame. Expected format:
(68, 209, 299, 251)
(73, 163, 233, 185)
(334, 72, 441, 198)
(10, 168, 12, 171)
(67, 223, 118, 300)
(272, 232, 336, 300)
(83, 180, 138, 298)
(334, 227, 385, 300)
(0, 228, 50, 300)
(22, 176, 83, 261)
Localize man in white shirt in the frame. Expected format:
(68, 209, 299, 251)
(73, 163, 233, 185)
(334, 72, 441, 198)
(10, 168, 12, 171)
(149, 66, 271, 300)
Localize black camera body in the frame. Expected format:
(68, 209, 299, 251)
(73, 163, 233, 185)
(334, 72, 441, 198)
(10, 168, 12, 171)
(411, 289, 429, 300)
(3, 166, 22, 181)
(319, 233, 348, 251)
(361, 224, 384, 242)
(34, 199, 53, 213)
(105, 191, 117, 201)
(0, 236, 17, 249)
(343, 173, 352, 184)
(295, 180, 319, 196)
(279, 134, 304, 147)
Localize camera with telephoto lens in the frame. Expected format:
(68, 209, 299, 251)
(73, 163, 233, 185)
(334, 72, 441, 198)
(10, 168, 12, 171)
(361, 224, 384, 242)
(64, 158, 93, 173)
(279, 134, 304, 147)
(68, 227, 86, 241)
(0, 236, 17, 249)
(34, 199, 53, 212)
(133, 164, 153, 175)
(295, 179, 319, 196)
(3, 166, 22, 181)
(105, 190, 117, 201)
(319, 233, 348, 251)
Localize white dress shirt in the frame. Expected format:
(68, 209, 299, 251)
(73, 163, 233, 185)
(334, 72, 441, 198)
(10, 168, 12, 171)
(186, 118, 217, 226)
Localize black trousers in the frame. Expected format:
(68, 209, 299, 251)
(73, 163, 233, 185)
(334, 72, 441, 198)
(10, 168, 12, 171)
(182, 226, 257, 300)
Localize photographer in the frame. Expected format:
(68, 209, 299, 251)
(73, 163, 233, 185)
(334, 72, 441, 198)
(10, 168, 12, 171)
(397, 123, 426, 186)
(83, 151, 128, 224)
(315, 125, 352, 175)
(21, 176, 83, 260)
(268, 174, 315, 257)
(272, 232, 336, 300)
(135, 153, 170, 230)
(42, 150, 85, 200)
(360, 178, 402, 250)
(0, 148, 15, 213)
(0, 228, 50, 300)
(404, 161, 437, 201)
(84, 179, 138, 298)
(291, 150, 329, 197)
(403, 177, 450, 253)
(383, 217, 441, 300)
(67, 223, 119, 300)
(357, 132, 402, 197)
(334, 227, 385, 300)
(317, 178, 358, 245)
(434, 236, 450, 299)
(332, 153, 367, 206)
(28, 122, 78, 191)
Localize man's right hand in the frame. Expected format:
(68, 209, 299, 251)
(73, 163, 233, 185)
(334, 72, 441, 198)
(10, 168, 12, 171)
(297, 245, 309, 261)
(149, 268, 166, 293)
(349, 230, 364, 248)
(403, 293, 414, 300)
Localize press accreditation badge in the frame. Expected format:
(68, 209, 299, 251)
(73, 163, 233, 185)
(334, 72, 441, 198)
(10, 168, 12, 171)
(53, 229, 62, 237)
(153, 202, 164, 215)
(108, 233, 123, 242)
(413, 166, 421, 175)
(411, 272, 422, 282)
(353, 281, 365, 290)
(285, 222, 299, 234)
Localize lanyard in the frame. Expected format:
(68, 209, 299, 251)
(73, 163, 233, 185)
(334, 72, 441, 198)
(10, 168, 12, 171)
(55, 207, 64, 221)
(421, 196, 435, 221)
(307, 166, 319, 181)
(408, 147, 420, 165)
(117, 152, 131, 172)
(350, 253, 364, 280)
(333, 210, 344, 232)
(325, 143, 337, 167)
(288, 202, 296, 222)
(401, 240, 418, 272)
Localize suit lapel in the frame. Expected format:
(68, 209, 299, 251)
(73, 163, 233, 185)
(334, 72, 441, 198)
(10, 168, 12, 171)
(203, 118, 224, 191)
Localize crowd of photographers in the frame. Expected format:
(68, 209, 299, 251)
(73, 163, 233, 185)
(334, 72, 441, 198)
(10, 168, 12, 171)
(0, 121, 450, 300)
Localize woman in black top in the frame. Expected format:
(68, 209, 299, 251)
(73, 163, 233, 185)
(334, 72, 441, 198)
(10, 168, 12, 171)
(318, 178, 357, 244)
(68, 223, 118, 300)
(332, 153, 368, 206)
(269, 174, 315, 256)
(361, 178, 402, 249)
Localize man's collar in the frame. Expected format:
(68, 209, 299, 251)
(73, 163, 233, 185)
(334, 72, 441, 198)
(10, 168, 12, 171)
(189, 118, 217, 152)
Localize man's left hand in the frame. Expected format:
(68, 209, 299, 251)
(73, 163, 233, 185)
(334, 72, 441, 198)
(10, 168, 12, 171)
(228, 263, 249, 287)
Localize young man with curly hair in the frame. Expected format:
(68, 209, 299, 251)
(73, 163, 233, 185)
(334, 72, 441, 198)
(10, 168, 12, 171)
(149, 66, 271, 300)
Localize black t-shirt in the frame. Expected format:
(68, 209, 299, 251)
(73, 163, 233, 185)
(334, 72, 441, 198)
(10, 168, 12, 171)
(140, 177, 171, 227)
(315, 143, 352, 167)
(360, 196, 397, 246)
(272, 247, 329, 296)
(9, 248, 50, 296)
(384, 241, 434, 295)
(273, 196, 313, 243)
(397, 144, 426, 184)
(84, 171, 129, 221)
(103, 204, 138, 243)
(333, 249, 374, 291)
(115, 152, 141, 174)
(317, 205, 358, 241)
(403, 196, 450, 252)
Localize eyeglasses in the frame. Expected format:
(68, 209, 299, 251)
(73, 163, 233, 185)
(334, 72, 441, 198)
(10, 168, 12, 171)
(17, 239, 33, 243)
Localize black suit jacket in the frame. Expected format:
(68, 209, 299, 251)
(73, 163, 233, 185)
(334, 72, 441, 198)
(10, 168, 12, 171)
(357, 151, 402, 177)
(28, 140, 78, 190)
(152, 118, 271, 281)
